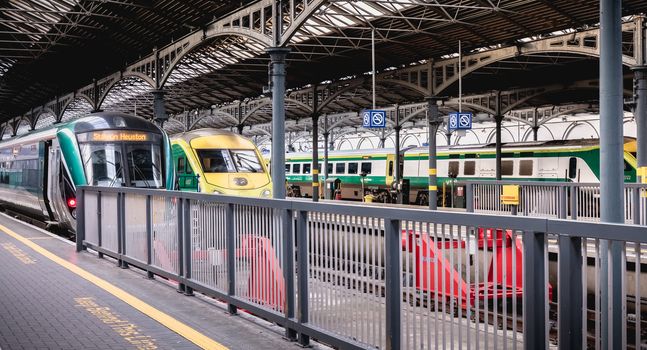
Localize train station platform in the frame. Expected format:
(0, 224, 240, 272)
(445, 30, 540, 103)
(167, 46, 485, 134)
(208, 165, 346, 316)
(0, 213, 328, 350)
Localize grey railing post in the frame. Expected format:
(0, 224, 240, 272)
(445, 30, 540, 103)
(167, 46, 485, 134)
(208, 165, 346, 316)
(633, 186, 641, 225)
(146, 195, 154, 279)
(559, 186, 567, 219)
(282, 208, 297, 341)
(225, 203, 237, 314)
(558, 235, 583, 349)
(385, 218, 401, 350)
(97, 191, 103, 258)
(76, 187, 85, 252)
(117, 192, 128, 268)
(570, 186, 578, 220)
(523, 230, 546, 350)
(296, 210, 310, 346)
(466, 182, 474, 212)
(182, 198, 193, 296)
(177, 197, 186, 293)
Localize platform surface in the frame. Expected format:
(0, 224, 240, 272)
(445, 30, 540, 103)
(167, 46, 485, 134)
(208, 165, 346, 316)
(0, 214, 329, 350)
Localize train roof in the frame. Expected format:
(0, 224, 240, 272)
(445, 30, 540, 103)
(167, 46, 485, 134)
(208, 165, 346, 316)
(171, 128, 256, 149)
(285, 137, 635, 159)
(0, 112, 162, 148)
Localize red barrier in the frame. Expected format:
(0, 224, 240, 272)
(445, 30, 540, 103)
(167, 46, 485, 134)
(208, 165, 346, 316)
(403, 228, 553, 308)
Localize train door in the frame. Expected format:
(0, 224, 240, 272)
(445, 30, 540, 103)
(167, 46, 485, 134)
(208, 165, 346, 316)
(172, 144, 199, 192)
(38, 140, 54, 220)
(624, 151, 637, 182)
(47, 139, 76, 230)
(386, 154, 395, 186)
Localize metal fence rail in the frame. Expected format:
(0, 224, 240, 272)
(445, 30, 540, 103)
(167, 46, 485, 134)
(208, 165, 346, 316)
(77, 186, 647, 350)
(467, 181, 647, 225)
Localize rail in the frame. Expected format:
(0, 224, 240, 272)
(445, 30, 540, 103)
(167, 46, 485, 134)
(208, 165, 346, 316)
(464, 180, 647, 225)
(76, 186, 647, 350)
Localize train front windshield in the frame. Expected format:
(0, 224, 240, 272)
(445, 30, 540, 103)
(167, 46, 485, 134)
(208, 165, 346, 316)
(77, 131, 164, 188)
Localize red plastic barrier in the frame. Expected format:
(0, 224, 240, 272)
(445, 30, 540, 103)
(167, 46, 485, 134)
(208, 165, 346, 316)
(403, 228, 553, 307)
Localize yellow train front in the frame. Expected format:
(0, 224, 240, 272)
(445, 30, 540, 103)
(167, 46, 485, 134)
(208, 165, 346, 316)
(171, 129, 272, 197)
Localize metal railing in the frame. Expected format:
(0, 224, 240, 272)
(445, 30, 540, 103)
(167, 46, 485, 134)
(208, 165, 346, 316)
(466, 181, 647, 225)
(77, 186, 647, 350)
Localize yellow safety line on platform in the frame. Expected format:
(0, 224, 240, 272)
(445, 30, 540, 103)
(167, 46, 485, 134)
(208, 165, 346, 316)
(0, 224, 228, 350)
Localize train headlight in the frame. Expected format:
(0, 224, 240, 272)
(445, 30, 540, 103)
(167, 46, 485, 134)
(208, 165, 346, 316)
(261, 189, 271, 198)
(71, 208, 77, 219)
(213, 190, 222, 194)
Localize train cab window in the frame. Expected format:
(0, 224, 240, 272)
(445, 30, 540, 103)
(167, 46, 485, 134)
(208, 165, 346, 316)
(285, 164, 291, 173)
(327, 163, 333, 174)
(502, 160, 514, 176)
(388, 161, 393, 176)
(568, 157, 577, 179)
(177, 157, 185, 173)
(361, 162, 372, 174)
(292, 163, 301, 174)
(348, 162, 358, 174)
(519, 160, 533, 176)
(336, 163, 346, 174)
(464, 161, 475, 176)
(624, 160, 632, 172)
(448, 161, 459, 178)
(303, 164, 311, 174)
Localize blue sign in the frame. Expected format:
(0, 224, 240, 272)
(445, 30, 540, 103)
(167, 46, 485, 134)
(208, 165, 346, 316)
(448, 112, 472, 130)
(362, 110, 387, 128)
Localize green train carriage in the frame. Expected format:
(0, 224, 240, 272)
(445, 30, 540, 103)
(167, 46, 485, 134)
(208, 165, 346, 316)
(0, 112, 174, 234)
(285, 138, 637, 205)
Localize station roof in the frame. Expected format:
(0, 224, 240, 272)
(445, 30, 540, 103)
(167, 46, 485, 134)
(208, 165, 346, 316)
(1, 1, 647, 132)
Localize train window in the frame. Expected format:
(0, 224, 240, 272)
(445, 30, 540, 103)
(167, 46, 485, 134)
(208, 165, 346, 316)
(361, 162, 372, 174)
(348, 162, 358, 174)
(303, 164, 311, 174)
(568, 157, 577, 179)
(177, 157, 185, 173)
(388, 161, 393, 176)
(126, 144, 163, 188)
(230, 150, 263, 173)
(285, 164, 290, 173)
(624, 160, 632, 172)
(502, 160, 514, 176)
(519, 160, 533, 176)
(292, 164, 301, 174)
(197, 149, 236, 173)
(327, 163, 333, 174)
(448, 161, 459, 177)
(464, 161, 475, 176)
(336, 163, 346, 174)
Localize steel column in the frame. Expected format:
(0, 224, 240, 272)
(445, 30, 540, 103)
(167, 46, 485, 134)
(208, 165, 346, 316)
(558, 236, 583, 349)
(268, 47, 290, 199)
(559, 186, 567, 219)
(151, 89, 168, 127)
(495, 91, 503, 180)
(427, 97, 441, 210)
(634, 66, 647, 182)
(599, 0, 625, 348)
(384, 218, 401, 350)
(523, 231, 547, 350)
(394, 106, 402, 203)
(312, 86, 320, 202)
(323, 115, 330, 200)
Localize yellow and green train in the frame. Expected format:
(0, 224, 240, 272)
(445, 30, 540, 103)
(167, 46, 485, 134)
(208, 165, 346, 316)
(285, 138, 638, 205)
(171, 129, 272, 197)
(0, 112, 174, 233)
